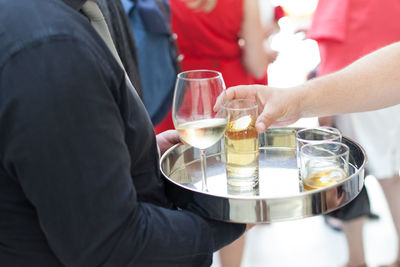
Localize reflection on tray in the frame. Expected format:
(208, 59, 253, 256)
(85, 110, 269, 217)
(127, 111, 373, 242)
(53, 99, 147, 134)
(160, 127, 366, 223)
(166, 146, 359, 200)
(168, 147, 302, 198)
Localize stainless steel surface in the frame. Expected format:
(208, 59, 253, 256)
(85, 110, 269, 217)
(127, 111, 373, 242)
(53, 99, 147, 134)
(160, 128, 366, 223)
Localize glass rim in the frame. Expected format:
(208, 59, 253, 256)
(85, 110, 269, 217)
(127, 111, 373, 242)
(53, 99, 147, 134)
(222, 98, 258, 111)
(177, 69, 223, 81)
(300, 141, 350, 159)
(296, 127, 341, 143)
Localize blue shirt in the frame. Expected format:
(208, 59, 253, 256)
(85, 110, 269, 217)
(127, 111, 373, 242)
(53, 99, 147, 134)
(121, 0, 177, 125)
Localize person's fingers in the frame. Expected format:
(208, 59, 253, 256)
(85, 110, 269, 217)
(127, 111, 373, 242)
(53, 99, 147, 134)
(156, 130, 181, 147)
(213, 91, 228, 112)
(166, 129, 180, 138)
(255, 105, 300, 132)
(255, 108, 276, 132)
(158, 129, 179, 139)
(225, 85, 262, 101)
(214, 85, 264, 110)
(168, 130, 183, 145)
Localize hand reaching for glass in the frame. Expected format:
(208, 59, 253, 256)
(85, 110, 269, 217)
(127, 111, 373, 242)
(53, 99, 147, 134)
(216, 43, 400, 132)
(215, 85, 303, 133)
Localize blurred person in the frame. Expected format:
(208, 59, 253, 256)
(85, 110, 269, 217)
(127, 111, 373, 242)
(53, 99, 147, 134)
(259, 0, 284, 39)
(307, 0, 400, 265)
(170, 0, 278, 88)
(221, 43, 400, 130)
(0, 0, 247, 266)
(170, 0, 280, 266)
(256, 0, 284, 85)
(120, 0, 179, 134)
(221, 42, 400, 136)
(220, 41, 400, 267)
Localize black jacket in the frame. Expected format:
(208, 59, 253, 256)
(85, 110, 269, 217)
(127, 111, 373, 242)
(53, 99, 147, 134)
(0, 0, 244, 266)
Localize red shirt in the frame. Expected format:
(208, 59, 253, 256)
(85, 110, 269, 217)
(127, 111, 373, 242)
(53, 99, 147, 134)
(156, 0, 269, 134)
(170, 0, 267, 87)
(308, 0, 400, 75)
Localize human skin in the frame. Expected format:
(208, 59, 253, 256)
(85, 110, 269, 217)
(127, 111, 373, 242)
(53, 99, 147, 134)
(181, 0, 271, 79)
(220, 42, 400, 131)
(156, 130, 181, 155)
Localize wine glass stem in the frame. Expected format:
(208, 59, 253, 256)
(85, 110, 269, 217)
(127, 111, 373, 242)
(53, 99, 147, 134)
(200, 149, 208, 192)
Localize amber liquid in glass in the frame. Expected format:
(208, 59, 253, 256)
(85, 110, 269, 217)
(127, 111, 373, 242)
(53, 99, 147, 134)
(225, 116, 259, 189)
(302, 168, 347, 190)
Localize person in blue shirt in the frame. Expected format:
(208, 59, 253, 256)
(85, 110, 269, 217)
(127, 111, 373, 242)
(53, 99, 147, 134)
(121, 0, 178, 129)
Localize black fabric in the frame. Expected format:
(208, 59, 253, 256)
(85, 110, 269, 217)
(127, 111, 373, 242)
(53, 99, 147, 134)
(61, 0, 86, 10)
(326, 186, 371, 221)
(323, 119, 372, 221)
(0, 1, 244, 266)
(326, 124, 372, 221)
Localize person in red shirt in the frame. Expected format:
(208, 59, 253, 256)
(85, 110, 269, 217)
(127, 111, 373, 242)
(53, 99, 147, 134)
(307, 0, 400, 265)
(171, 0, 271, 88)
(170, 0, 280, 266)
(220, 41, 400, 267)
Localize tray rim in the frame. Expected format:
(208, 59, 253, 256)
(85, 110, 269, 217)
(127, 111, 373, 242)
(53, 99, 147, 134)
(160, 130, 367, 201)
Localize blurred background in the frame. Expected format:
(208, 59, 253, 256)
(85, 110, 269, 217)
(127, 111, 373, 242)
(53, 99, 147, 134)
(210, 0, 398, 266)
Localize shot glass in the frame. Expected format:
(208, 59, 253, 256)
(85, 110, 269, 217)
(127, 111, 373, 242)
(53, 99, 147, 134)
(223, 99, 259, 191)
(300, 142, 350, 190)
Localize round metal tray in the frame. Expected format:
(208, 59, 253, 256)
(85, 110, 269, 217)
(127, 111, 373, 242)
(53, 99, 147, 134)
(160, 127, 366, 223)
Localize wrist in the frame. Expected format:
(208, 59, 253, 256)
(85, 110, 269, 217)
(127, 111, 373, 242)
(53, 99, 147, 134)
(291, 84, 309, 118)
(296, 77, 325, 118)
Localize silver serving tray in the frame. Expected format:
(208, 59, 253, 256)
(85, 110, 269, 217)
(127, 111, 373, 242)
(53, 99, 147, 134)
(160, 127, 366, 223)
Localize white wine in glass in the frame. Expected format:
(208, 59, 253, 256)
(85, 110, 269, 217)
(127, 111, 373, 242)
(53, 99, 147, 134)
(173, 70, 228, 191)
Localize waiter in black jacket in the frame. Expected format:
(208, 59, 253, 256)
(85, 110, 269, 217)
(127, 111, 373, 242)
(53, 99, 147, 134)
(0, 0, 245, 266)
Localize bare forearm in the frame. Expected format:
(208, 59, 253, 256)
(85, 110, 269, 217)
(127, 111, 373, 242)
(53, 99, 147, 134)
(299, 42, 400, 117)
(242, 0, 268, 78)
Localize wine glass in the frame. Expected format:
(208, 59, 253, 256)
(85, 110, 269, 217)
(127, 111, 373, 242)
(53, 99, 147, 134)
(172, 70, 228, 191)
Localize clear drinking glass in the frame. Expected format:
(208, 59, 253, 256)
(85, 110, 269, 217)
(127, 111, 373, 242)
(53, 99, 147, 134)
(296, 127, 342, 152)
(223, 99, 259, 192)
(300, 142, 350, 190)
(172, 70, 228, 191)
(296, 127, 342, 177)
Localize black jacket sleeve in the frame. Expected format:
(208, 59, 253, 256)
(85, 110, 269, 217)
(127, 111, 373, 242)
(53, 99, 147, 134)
(0, 36, 244, 267)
